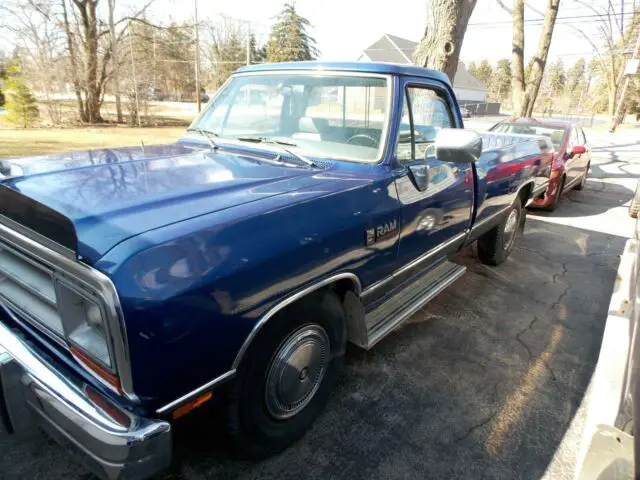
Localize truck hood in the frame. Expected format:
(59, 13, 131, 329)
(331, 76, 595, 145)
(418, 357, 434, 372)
(0, 144, 327, 264)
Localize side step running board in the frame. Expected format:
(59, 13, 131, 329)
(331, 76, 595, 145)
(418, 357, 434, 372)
(362, 260, 466, 349)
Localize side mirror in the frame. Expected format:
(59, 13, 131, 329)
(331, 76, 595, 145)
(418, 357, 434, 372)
(572, 145, 586, 155)
(435, 128, 482, 163)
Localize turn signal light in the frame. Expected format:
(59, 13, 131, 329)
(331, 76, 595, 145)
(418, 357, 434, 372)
(171, 392, 213, 420)
(71, 344, 123, 395)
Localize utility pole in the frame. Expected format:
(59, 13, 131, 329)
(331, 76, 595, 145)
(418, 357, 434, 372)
(609, 28, 640, 132)
(194, 0, 202, 113)
(246, 21, 251, 66)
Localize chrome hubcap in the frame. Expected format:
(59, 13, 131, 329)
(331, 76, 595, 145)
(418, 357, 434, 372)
(503, 209, 519, 250)
(265, 325, 330, 420)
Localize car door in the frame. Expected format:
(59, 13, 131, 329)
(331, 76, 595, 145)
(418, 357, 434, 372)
(578, 126, 591, 174)
(393, 80, 474, 276)
(565, 127, 584, 187)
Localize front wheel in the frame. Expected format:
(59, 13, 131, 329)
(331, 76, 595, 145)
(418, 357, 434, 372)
(227, 290, 346, 458)
(477, 197, 523, 266)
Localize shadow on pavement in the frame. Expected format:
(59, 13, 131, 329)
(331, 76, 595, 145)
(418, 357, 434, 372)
(528, 178, 634, 218)
(163, 218, 625, 480)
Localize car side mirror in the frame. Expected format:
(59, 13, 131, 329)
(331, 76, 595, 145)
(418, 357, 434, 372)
(572, 145, 586, 155)
(435, 128, 482, 163)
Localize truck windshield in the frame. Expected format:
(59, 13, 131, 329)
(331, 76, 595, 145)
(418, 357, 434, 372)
(491, 123, 566, 149)
(189, 73, 391, 163)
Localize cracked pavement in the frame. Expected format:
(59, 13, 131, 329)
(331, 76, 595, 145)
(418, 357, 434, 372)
(0, 126, 638, 479)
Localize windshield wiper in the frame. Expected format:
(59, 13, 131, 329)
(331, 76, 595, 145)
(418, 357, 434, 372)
(236, 136, 317, 168)
(187, 127, 219, 149)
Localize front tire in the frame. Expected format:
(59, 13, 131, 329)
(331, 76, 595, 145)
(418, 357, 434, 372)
(477, 197, 523, 266)
(227, 290, 346, 458)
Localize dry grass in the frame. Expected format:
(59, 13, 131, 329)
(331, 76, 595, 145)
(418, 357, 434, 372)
(0, 126, 186, 159)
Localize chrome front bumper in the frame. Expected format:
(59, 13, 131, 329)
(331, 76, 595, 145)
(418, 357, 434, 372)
(0, 308, 172, 480)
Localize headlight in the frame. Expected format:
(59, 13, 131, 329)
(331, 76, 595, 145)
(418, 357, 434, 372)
(54, 279, 112, 369)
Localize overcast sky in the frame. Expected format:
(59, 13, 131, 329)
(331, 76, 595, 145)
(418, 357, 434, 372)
(1, 0, 633, 67)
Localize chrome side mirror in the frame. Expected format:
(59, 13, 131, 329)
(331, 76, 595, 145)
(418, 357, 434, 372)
(435, 128, 482, 163)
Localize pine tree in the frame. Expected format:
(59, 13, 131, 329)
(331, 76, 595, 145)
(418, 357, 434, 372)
(490, 59, 512, 102)
(5, 62, 39, 128)
(565, 57, 586, 100)
(267, 3, 318, 63)
(250, 34, 267, 63)
(475, 59, 493, 87)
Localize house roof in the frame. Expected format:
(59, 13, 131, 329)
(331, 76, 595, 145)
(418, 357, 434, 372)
(360, 34, 486, 92)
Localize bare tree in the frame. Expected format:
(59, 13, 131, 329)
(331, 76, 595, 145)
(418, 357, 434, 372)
(0, 1, 67, 124)
(60, 0, 154, 123)
(505, 0, 561, 116)
(413, 0, 477, 82)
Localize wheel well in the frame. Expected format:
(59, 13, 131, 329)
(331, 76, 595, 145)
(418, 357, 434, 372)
(327, 278, 360, 300)
(232, 274, 362, 369)
(518, 182, 533, 205)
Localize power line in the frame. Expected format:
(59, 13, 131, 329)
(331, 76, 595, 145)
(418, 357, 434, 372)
(468, 10, 632, 27)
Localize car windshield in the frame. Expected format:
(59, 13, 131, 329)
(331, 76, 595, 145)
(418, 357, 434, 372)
(491, 123, 566, 149)
(189, 73, 390, 163)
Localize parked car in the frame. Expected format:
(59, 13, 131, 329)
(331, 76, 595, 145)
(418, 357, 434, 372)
(0, 61, 550, 480)
(460, 106, 472, 118)
(630, 180, 640, 218)
(489, 117, 591, 211)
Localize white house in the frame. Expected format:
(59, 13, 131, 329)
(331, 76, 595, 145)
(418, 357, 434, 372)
(358, 34, 487, 103)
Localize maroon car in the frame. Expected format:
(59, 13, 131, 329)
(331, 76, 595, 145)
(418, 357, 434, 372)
(490, 118, 591, 211)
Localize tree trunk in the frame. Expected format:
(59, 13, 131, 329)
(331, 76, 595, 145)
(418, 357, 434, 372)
(82, 1, 101, 123)
(512, 0, 560, 117)
(108, 0, 123, 123)
(609, 27, 640, 132)
(413, 0, 477, 83)
(511, 0, 526, 115)
(61, 0, 87, 122)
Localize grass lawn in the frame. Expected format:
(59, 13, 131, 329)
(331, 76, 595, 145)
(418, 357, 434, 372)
(0, 126, 186, 159)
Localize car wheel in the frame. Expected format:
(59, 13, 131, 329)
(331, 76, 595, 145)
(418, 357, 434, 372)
(227, 289, 346, 458)
(630, 182, 640, 218)
(574, 163, 590, 191)
(544, 176, 565, 212)
(477, 197, 523, 266)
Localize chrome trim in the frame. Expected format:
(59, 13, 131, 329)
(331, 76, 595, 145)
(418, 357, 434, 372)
(362, 231, 467, 296)
(470, 206, 511, 233)
(0, 218, 138, 402)
(156, 369, 236, 415)
(0, 214, 75, 259)
(231, 272, 362, 371)
(366, 264, 467, 348)
(189, 70, 395, 165)
(0, 306, 171, 480)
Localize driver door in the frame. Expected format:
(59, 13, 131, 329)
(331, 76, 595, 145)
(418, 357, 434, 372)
(394, 81, 474, 272)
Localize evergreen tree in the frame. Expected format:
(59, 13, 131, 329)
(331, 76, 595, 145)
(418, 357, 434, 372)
(490, 59, 512, 102)
(5, 61, 39, 127)
(267, 3, 318, 63)
(212, 30, 246, 87)
(565, 57, 586, 97)
(475, 59, 493, 87)
(250, 34, 267, 63)
(467, 60, 478, 78)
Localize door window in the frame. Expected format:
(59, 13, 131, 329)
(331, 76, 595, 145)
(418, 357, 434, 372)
(396, 86, 453, 162)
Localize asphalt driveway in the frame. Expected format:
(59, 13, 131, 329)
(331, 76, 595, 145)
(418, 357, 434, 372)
(1, 128, 638, 480)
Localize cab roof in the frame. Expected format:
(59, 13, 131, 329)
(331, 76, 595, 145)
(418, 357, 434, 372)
(236, 61, 452, 86)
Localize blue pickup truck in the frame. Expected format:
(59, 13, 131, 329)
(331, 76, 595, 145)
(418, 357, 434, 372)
(0, 62, 552, 479)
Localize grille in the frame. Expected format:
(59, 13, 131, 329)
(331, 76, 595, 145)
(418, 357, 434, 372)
(0, 243, 65, 338)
